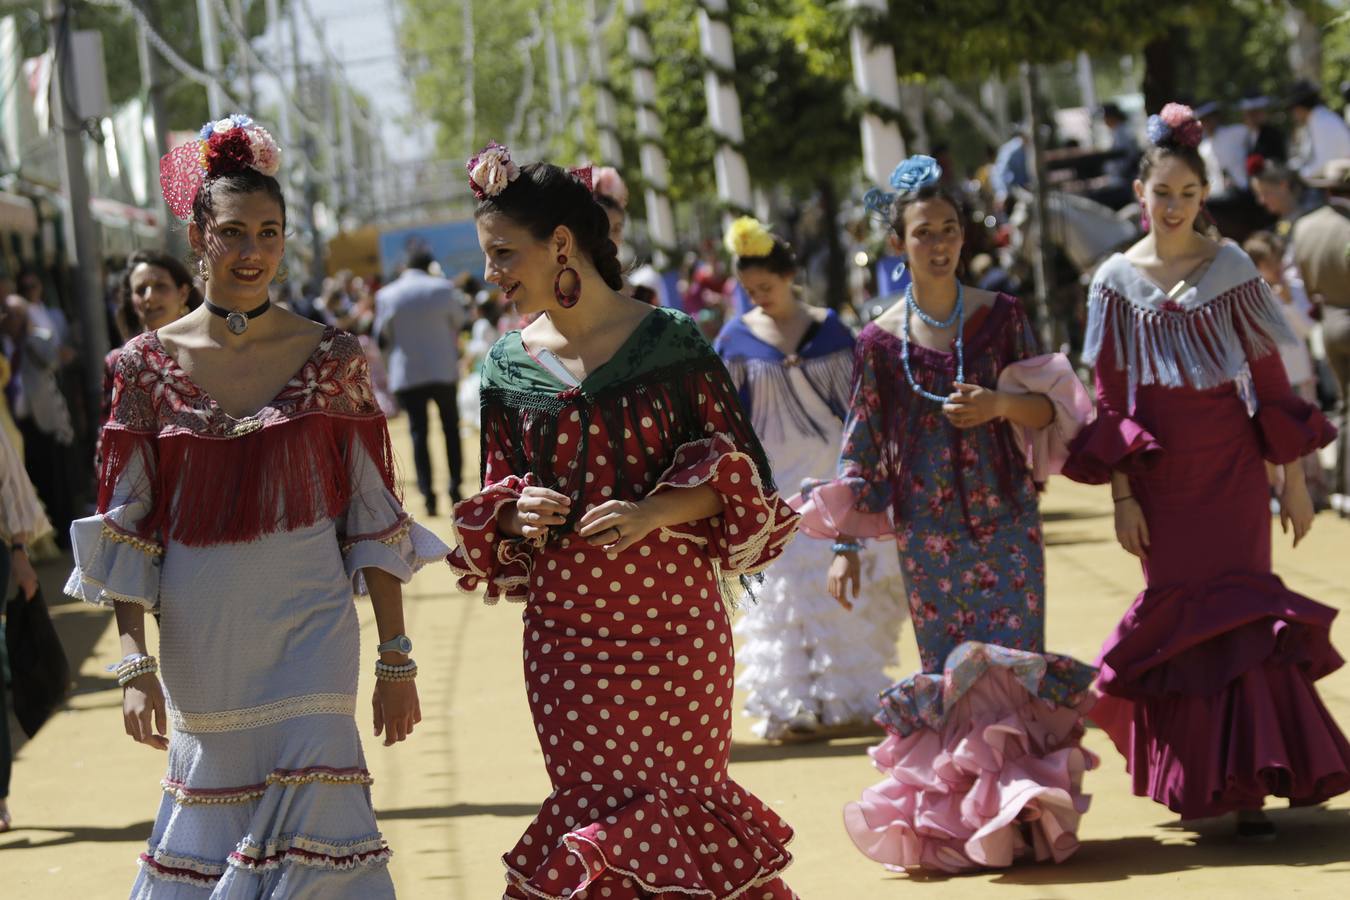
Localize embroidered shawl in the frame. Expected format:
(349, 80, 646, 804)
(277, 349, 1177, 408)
(99, 327, 397, 546)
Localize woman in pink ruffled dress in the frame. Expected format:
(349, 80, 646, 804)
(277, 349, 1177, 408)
(1065, 103, 1350, 839)
(795, 155, 1098, 873)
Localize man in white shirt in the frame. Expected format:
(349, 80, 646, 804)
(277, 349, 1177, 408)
(374, 250, 467, 516)
(1196, 101, 1250, 194)
(1289, 80, 1350, 180)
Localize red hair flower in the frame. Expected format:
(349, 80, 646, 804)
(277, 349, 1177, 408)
(205, 128, 255, 177)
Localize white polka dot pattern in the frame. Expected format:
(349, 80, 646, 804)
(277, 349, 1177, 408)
(451, 387, 801, 898)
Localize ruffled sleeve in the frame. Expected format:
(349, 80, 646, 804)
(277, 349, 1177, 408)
(647, 366, 798, 581)
(792, 340, 895, 540)
(996, 353, 1095, 482)
(336, 365, 450, 595)
(1248, 343, 1337, 463)
(1063, 315, 1163, 485)
(65, 348, 162, 610)
(447, 378, 539, 603)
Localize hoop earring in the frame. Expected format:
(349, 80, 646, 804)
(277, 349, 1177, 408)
(554, 253, 581, 308)
(273, 260, 289, 285)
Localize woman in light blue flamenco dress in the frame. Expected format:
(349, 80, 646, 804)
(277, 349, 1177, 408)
(66, 116, 448, 898)
(795, 156, 1098, 873)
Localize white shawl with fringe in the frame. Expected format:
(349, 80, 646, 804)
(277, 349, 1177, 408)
(1083, 242, 1294, 408)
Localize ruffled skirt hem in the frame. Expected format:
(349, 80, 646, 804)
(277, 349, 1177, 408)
(844, 655, 1096, 873)
(500, 783, 795, 899)
(1092, 573, 1350, 818)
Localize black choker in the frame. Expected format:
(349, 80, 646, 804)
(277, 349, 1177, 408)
(204, 298, 271, 335)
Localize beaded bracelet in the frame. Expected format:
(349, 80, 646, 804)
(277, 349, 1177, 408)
(114, 654, 159, 687)
(375, 659, 418, 682)
(832, 541, 863, 555)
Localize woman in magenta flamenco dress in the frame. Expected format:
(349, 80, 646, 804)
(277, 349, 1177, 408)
(1064, 103, 1350, 838)
(795, 156, 1099, 873)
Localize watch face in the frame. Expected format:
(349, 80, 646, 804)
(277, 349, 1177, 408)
(381, 636, 413, 654)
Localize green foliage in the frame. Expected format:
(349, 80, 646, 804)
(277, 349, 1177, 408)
(843, 0, 1234, 80)
(7, 0, 277, 131)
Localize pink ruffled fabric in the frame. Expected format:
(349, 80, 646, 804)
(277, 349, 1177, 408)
(844, 666, 1096, 873)
(1253, 401, 1337, 465)
(789, 480, 894, 541)
(1062, 409, 1163, 485)
(996, 353, 1095, 482)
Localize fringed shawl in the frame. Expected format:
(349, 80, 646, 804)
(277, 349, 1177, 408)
(100, 327, 398, 546)
(478, 307, 777, 543)
(1084, 243, 1295, 409)
(715, 309, 855, 442)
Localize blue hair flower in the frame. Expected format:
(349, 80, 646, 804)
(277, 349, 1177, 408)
(1146, 114, 1171, 147)
(889, 155, 943, 194)
(862, 188, 897, 216)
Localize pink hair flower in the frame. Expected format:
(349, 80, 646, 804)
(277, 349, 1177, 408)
(467, 141, 520, 200)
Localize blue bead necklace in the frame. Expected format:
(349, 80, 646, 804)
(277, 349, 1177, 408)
(900, 280, 964, 404)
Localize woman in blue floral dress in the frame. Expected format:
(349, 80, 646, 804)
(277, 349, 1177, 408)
(796, 156, 1097, 873)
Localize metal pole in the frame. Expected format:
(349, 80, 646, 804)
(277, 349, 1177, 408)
(289, 0, 324, 293)
(195, 0, 227, 114)
(133, 0, 179, 251)
(339, 80, 357, 220)
(461, 0, 475, 157)
(229, 0, 255, 111)
(44, 0, 110, 417)
(1020, 62, 1055, 348)
(263, 0, 292, 194)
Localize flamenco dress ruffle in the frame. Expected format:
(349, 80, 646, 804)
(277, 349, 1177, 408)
(843, 643, 1097, 873)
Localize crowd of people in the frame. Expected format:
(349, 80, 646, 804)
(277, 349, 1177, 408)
(0, 82, 1347, 897)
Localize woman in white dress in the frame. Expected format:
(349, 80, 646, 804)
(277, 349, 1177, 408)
(715, 217, 905, 740)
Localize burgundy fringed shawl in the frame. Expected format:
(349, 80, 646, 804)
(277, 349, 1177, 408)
(100, 327, 398, 547)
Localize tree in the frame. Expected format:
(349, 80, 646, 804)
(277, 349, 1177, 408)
(6, 0, 286, 131)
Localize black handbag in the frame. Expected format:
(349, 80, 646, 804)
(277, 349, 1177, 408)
(5, 585, 72, 737)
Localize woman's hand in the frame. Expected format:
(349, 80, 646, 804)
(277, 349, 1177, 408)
(11, 547, 38, 600)
(500, 486, 572, 540)
(1279, 473, 1315, 547)
(943, 382, 1004, 429)
(123, 675, 169, 751)
(827, 552, 860, 610)
(373, 679, 421, 747)
(576, 500, 660, 554)
(1113, 497, 1150, 559)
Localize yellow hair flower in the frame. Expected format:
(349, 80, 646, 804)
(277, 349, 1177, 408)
(724, 216, 775, 259)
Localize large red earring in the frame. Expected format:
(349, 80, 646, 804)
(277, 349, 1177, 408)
(554, 253, 581, 308)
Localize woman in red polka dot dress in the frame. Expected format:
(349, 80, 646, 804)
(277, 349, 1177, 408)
(448, 145, 801, 899)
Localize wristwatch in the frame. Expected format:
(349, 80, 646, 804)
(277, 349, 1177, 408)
(377, 634, 413, 655)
